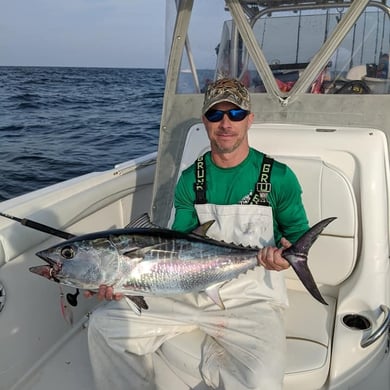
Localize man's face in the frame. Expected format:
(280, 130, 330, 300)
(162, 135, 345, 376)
(202, 101, 254, 155)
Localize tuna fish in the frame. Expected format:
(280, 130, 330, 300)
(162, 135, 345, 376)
(30, 214, 336, 312)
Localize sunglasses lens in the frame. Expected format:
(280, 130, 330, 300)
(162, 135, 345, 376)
(227, 109, 249, 121)
(205, 109, 249, 122)
(205, 110, 224, 122)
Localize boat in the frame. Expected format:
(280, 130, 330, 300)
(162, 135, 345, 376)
(1, 0, 390, 388)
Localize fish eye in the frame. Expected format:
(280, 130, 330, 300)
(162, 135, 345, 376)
(61, 246, 75, 259)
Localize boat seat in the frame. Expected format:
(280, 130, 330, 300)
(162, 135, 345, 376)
(346, 64, 367, 80)
(160, 124, 357, 389)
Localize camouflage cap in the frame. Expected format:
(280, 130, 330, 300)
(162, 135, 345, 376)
(202, 78, 251, 114)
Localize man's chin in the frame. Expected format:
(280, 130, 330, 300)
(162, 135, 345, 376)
(214, 143, 239, 154)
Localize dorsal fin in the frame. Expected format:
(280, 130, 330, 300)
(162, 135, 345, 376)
(192, 220, 215, 237)
(125, 213, 160, 229)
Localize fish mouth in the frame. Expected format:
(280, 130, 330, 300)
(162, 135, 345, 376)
(29, 264, 61, 282)
(33, 250, 62, 282)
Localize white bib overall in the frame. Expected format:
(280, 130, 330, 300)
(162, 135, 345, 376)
(88, 203, 287, 390)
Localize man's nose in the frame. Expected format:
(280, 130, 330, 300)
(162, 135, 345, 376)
(219, 113, 232, 126)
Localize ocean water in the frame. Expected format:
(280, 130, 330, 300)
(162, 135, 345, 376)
(0, 66, 165, 202)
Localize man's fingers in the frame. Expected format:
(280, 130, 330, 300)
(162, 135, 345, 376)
(95, 285, 123, 301)
(258, 246, 290, 271)
(83, 290, 96, 298)
(280, 237, 292, 249)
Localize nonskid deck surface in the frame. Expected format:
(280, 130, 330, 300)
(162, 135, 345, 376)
(12, 324, 94, 390)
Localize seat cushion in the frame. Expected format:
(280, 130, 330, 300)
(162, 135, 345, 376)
(284, 290, 336, 389)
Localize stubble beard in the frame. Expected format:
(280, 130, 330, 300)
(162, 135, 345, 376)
(211, 135, 244, 154)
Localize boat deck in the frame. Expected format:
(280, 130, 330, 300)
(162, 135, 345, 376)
(11, 318, 94, 390)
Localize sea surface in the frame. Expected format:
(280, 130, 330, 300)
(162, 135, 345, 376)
(0, 66, 165, 202)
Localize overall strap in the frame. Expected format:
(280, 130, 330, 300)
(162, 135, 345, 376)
(248, 155, 274, 206)
(194, 154, 207, 204)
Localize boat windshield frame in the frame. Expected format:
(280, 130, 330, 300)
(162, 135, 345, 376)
(165, 0, 390, 100)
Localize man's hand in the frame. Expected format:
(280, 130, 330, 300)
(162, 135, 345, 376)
(257, 237, 291, 271)
(83, 285, 124, 301)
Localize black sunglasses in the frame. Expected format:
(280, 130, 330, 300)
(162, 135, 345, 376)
(204, 108, 250, 122)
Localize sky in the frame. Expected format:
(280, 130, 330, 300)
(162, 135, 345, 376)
(0, 0, 166, 68)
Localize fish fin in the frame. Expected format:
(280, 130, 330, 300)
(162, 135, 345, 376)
(205, 284, 225, 309)
(125, 213, 160, 229)
(150, 249, 181, 256)
(192, 220, 215, 237)
(289, 260, 328, 305)
(282, 217, 336, 305)
(292, 217, 337, 255)
(124, 295, 149, 315)
(122, 247, 143, 258)
(122, 244, 159, 257)
(123, 244, 180, 258)
(149, 241, 192, 255)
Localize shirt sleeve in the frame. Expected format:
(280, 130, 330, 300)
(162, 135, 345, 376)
(269, 163, 309, 245)
(171, 168, 199, 233)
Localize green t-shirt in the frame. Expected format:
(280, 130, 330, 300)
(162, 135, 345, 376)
(172, 148, 309, 245)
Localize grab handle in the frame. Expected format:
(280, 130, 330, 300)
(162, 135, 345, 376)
(361, 305, 390, 348)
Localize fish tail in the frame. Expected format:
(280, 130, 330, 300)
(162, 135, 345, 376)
(283, 217, 337, 305)
(295, 217, 337, 253)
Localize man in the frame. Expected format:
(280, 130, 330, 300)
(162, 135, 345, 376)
(88, 78, 309, 389)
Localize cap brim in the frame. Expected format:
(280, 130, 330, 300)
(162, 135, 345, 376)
(202, 97, 248, 114)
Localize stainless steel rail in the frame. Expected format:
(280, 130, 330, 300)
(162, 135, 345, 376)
(361, 305, 390, 348)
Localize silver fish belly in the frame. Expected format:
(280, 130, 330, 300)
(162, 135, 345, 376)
(117, 239, 258, 295)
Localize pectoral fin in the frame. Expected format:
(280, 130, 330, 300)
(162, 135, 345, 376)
(123, 244, 179, 258)
(125, 295, 149, 315)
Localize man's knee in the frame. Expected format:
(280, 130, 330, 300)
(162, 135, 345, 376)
(88, 305, 109, 340)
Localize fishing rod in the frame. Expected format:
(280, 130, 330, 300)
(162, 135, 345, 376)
(0, 212, 75, 239)
(0, 211, 80, 307)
